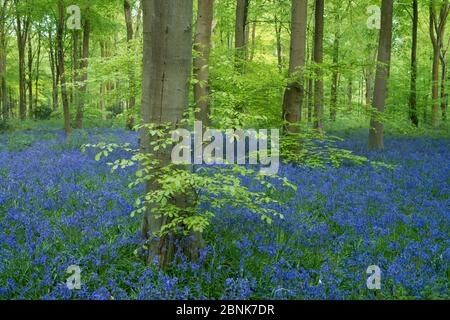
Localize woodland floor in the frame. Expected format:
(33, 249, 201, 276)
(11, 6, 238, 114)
(0, 127, 449, 299)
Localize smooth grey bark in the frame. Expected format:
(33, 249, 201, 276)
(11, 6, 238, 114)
(282, 0, 308, 134)
(194, 0, 214, 127)
(140, 0, 203, 268)
(368, 0, 394, 150)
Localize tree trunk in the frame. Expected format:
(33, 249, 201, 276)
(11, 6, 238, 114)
(282, 0, 308, 134)
(72, 29, 79, 123)
(368, 0, 394, 150)
(27, 30, 33, 118)
(194, 0, 214, 127)
(76, 19, 90, 129)
(141, 0, 203, 268)
(48, 24, 59, 112)
(313, 0, 324, 132)
(235, 0, 249, 68)
(124, 0, 136, 130)
(0, 0, 7, 120)
(429, 1, 449, 127)
(441, 56, 447, 121)
(57, 0, 71, 136)
(15, 12, 29, 120)
(409, 0, 419, 127)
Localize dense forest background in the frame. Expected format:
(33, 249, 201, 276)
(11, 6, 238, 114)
(0, 0, 448, 135)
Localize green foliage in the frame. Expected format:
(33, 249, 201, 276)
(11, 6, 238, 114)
(53, 130, 91, 151)
(84, 123, 296, 238)
(6, 133, 35, 151)
(209, 46, 285, 129)
(0, 119, 10, 132)
(34, 104, 53, 120)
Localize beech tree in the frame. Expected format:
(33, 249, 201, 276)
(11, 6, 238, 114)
(140, 0, 202, 267)
(368, 0, 394, 150)
(282, 0, 308, 133)
(194, 0, 214, 127)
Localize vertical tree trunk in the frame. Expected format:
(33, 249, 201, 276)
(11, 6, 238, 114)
(75, 18, 90, 129)
(194, 0, 214, 127)
(141, 0, 202, 268)
(27, 30, 33, 118)
(429, 1, 449, 127)
(409, 0, 419, 127)
(57, 0, 71, 136)
(15, 10, 30, 120)
(124, 0, 136, 130)
(282, 0, 308, 134)
(368, 0, 394, 150)
(48, 23, 59, 112)
(313, 0, 324, 132)
(235, 0, 249, 67)
(441, 56, 447, 121)
(72, 29, 79, 123)
(0, 0, 8, 120)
